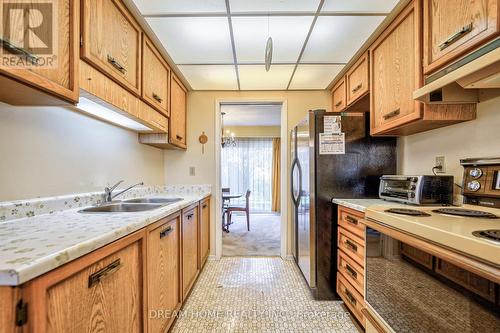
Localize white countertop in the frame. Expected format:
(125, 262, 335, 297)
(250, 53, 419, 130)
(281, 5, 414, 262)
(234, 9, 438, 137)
(0, 191, 210, 286)
(332, 198, 391, 212)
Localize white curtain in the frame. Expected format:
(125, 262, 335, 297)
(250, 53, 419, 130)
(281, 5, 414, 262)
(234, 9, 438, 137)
(221, 138, 273, 212)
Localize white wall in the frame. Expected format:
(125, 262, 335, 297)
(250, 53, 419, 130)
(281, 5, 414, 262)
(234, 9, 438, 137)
(0, 102, 165, 201)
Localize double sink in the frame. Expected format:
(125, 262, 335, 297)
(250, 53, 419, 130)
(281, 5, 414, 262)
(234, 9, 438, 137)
(79, 197, 183, 213)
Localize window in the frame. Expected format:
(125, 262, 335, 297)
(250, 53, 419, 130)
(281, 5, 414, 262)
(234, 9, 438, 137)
(221, 138, 273, 212)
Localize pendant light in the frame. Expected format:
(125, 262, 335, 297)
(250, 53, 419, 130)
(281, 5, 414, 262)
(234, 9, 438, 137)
(265, 13, 273, 72)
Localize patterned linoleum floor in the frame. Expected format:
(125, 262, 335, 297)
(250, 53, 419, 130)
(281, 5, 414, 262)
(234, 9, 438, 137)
(170, 257, 358, 333)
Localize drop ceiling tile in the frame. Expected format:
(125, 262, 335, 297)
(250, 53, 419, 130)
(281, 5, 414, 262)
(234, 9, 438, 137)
(230, 0, 320, 13)
(239, 65, 295, 90)
(132, 0, 226, 14)
(232, 16, 313, 63)
(289, 64, 344, 89)
(146, 17, 233, 64)
(301, 16, 385, 63)
(322, 0, 398, 13)
(178, 65, 238, 90)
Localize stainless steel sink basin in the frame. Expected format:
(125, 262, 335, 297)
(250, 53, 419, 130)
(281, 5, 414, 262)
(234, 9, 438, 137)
(79, 203, 163, 213)
(124, 198, 183, 204)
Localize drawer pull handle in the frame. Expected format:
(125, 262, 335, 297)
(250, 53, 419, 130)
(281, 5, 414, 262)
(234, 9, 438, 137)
(160, 226, 173, 239)
(152, 93, 163, 103)
(383, 108, 400, 120)
(344, 239, 358, 252)
(176, 134, 183, 141)
(88, 259, 121, 288)
(345, 264, 358, 279)
(345, 288, 357, 306)
(439, 23, 473, 51)
(107, 55, 126, 74)
(345, 215, 358, 225)
(0, 37, 39, 65)
(187, 213, 194, 220)
(202, 204, 208, 208)
(351, 83, 362, 93)
(335, 101, 343, 108)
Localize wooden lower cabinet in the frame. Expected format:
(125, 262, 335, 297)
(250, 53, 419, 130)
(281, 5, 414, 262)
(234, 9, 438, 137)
(147, 213, 182, 333)
(182, 204, 200, 299)
(400, 242, 433, 269)
(199, 198, 211, 268)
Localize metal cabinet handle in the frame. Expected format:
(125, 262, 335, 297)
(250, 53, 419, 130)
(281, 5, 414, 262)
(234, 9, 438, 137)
(88, 259, 121, 288)
(345, 264, 358, 279)
(345, 288, 357, 306)
(187, 213, 194, 220)
(107, 55, 126, 73)
(335, 101, 343, 108)
(0, 37, 39, 65)
(344, 239, 358, 252)
(351, 83, 362, 93)
(176, 134, 183, 141)
(160, 226, 173, 239)
(345, 215, 358, 225)
(383, 108, 400, 120)
(152, 93, 163, 103)
(202, 204, 208, 208)
(439, 23, 473, 51)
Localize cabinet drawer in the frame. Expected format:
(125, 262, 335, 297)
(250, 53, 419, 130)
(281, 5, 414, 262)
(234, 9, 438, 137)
(142, 36, 170, 116)
(332, 78, 346, 112)
(338, 227, 365, 267)
(337, 273, 365, 327)
(82, 0, 142, 95)
(338, 250, 365, 296)
(346, 53, 369, 105)
(423, 0, 499, 74)
(400, 242, 433, 269)
(338, 207, 365, 240)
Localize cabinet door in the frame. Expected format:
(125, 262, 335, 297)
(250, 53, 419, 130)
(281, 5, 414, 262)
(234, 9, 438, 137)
(147, 215, 181, 333)
(25, 232, 145, 333)
(370, 1, 423, 135)
(0, 0, 79, 103)
(142, 36, 170, 116)
(182, 206, 199, 298)
(423, 0, 499, 74)
(82, 0, 142, 95)
(199, 198, 210, 267)
(346, 53, 369, 106)
(169, 74, 187, 148)
(331, 78, 346, 112)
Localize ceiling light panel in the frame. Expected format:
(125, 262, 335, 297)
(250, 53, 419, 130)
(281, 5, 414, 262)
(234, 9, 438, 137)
(289, 64, 344, 89)
(232, 16, 313, 63)
(132, 0, 226, 15)
(301, 16, 385, 63)
(177, 65, 238, 90)
(146, 17, 233, 64)
(230, 0, 320, 13)
(239, 65, 295, 90)
(322, 0, 398, 13)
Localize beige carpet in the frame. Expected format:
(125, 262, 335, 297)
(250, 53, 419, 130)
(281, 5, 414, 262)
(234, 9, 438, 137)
(222, 213, 281, 256)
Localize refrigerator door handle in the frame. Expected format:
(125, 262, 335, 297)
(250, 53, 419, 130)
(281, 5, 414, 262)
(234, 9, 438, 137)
(296, 159, 303, 202)
(290, 158, 299, 205)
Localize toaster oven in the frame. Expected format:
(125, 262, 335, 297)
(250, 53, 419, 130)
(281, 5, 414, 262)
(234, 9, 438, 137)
(379, 175, 453, 205)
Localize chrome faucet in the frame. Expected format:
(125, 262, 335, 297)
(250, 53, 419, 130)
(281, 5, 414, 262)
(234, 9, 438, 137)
(104, 180, 144, 202)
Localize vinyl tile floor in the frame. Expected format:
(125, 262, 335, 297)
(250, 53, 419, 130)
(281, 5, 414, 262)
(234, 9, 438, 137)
(170, 257, 358, 333)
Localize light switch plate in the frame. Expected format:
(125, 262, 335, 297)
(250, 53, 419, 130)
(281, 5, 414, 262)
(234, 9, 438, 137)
(189, 167, 196, 176)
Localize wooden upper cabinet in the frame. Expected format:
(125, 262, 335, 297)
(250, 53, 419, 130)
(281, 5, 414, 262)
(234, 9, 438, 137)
(81, 0, 142, 96)
(182, 204, 199, 299)
(346, 53, 369, 106)
(199, 198, 210, 268)
(142, 36, 170, 116)
(370, 1, 423, 134)
(423, 0, 499, 74)
(170, 74, 187, 149)
(332, 78, 346, 112)
(0, 0, 79, 103)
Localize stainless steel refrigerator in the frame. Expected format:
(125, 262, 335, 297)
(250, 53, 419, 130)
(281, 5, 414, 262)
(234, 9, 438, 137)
(290, 109, 396, 300)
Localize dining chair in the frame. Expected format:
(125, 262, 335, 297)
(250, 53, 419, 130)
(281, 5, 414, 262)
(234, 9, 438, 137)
(226, 190, 251, 231)
(222, 188, 230, 231)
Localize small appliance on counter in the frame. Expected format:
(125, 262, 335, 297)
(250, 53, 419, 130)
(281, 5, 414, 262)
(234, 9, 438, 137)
(461, 157, 500, 208)
(379, 175, 454, 205)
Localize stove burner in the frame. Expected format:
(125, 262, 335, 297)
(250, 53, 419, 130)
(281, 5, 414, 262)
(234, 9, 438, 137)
(385, 208, 431, 217)
(472, 230, 500, 243)
(433, 208, 499, 219)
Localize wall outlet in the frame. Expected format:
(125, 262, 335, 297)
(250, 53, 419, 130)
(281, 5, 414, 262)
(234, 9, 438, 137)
(189, 166, 196, 176)
(435, 156, 445, 173)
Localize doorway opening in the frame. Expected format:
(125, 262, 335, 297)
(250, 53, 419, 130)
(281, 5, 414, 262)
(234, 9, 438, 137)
(215, 101, 287, 258)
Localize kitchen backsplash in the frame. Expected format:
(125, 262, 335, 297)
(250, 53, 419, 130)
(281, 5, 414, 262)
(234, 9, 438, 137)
(0, 184, 211, 223)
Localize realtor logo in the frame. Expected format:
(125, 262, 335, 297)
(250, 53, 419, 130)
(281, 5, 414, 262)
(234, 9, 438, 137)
(0, 0, 58, 68)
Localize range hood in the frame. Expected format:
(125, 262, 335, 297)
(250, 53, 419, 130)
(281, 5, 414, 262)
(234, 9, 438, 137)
(414, 38, 500, 104)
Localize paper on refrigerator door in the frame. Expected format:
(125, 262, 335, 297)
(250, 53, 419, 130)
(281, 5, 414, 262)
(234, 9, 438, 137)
(324, 115, 341, 134)
(319, 133, 345, 155)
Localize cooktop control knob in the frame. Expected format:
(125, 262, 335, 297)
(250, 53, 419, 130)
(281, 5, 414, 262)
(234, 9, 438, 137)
(467, 180, 481, 192)
(469, 168, 483, 179)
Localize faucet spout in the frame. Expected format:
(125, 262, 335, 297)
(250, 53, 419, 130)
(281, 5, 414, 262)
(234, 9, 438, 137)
(110, 182, 144, 201)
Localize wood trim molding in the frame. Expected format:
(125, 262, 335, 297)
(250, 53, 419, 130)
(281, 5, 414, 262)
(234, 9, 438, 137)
(361, 308, 387, 333)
